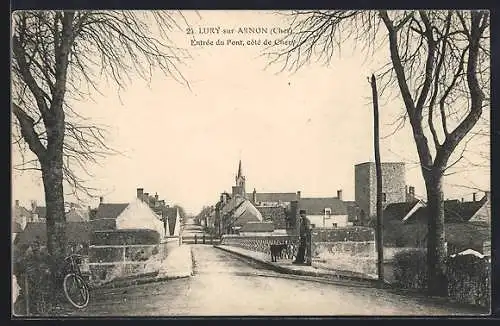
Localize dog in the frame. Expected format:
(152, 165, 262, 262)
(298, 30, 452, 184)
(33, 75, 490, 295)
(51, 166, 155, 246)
(270, 243, 288, 262)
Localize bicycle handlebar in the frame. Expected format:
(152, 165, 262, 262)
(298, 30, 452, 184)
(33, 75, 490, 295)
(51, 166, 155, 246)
(65, 254, 84, 260)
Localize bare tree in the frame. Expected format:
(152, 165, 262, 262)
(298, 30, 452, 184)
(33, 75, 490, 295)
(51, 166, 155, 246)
(11, 10, 191, 282)
(265, 10, 489, 296)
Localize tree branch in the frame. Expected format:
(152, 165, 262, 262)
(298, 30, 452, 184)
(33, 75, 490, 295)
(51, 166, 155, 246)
(12, 35, 51, 120)
(12, 102, 47, 160)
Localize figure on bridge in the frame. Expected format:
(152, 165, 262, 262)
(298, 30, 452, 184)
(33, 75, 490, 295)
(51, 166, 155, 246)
(293, 210, 311, 265)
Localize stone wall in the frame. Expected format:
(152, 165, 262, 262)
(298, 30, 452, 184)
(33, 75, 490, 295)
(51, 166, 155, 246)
(311, 227, 377, 278)
(221, 234, 299, 260)
(88, 237, 179, 286)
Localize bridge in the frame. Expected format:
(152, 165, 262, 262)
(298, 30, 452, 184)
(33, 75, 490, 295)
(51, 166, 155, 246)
(180, 217, 219, 245)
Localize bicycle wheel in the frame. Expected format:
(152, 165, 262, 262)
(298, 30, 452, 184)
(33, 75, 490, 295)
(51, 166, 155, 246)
(63, 273, 89, 309)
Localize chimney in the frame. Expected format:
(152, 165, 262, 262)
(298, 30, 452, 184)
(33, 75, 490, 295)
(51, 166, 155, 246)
(137, 188, 144, 200)
(473, 192, 477, 202)
(15, 200, 19, 207)
(31, 200, 37, 212)
(297, 191, 301, 200)
(461, 198, 464, 203)
(144, 193, 150, 204)
(252, 188, 257, 203)
(99, 196, 104, 204)
(155, 193, 159, 201)
(337, 189, 343, 201)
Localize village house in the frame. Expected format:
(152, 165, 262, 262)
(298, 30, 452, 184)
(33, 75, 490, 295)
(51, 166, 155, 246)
(218, 192, 264, 234)
(15, 221, 92, 254)
(299, 191, 350, 228)
(13, 200, 30, 240)
(239, 221, 275, 236)
(247, 188, 300, 208)
(255, 205, 290, 231)
(383, 191, 491, 256)
(92, 188, 179, 239)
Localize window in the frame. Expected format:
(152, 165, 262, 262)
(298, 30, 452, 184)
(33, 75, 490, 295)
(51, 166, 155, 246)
(324, 208, 332, 215)
(382, 193, 387, 202)
(332, 223, 338, 228)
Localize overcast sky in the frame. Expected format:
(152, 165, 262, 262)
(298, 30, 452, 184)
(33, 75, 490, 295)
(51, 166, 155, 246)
(12, 10, 490, 215)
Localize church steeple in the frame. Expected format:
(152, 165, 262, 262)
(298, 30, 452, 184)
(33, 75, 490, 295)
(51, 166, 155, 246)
(237, 160, 243, 181)
(233, 160, 246, 197)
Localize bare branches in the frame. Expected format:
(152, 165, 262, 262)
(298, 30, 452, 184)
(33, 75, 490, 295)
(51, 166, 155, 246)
(12, 102, 47, 160)
(12, 10, 191, 202)
(266, 10, 489, 176)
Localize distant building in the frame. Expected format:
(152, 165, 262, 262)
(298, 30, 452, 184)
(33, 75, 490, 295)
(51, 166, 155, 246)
(248, 189, 300, 207)
(299, 193, 349, 228)
(13, 200, 29, 235)
(239, 222, 274, 236)
(383, 192, 491, 255)
(354, 162, 406, 224)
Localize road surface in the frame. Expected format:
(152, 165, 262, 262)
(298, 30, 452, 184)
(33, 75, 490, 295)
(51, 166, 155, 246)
(68, 246, 485, 316)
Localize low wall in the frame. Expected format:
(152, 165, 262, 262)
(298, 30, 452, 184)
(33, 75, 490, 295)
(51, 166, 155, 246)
(88, 236, 180, 286)
(311, 227, 377, 278)
(221, 234, 299, 260)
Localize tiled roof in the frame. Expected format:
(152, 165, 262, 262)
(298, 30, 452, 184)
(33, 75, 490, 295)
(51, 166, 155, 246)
(299, 197, 347, 215)
(383, 200, 421, 222)
(93, 203, 129, 220)
(221, 195, 245, 215)
(247, 192, 298, 203)
(405, 198, 487, 224)
(15, 222, 91, 247)
(240, 222, 274, 233)
(231, 200, 263, 227)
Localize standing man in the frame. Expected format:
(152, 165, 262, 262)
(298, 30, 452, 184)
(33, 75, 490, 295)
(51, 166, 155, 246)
(293, 209, 311, 265)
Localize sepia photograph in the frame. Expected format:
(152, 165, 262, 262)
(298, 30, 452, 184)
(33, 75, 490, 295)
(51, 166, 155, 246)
(11, 9, 491, 317)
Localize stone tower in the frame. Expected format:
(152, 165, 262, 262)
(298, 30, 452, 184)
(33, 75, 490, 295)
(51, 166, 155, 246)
(354, 162, 406, 220)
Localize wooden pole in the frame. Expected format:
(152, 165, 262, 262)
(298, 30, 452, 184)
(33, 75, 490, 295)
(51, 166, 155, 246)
(370, 74, 385, 284)
(24, 274, 30, 316)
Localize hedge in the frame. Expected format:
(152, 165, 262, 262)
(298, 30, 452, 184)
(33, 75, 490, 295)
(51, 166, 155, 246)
(393, 249, 427, 289)
(446, 254, 490, 307)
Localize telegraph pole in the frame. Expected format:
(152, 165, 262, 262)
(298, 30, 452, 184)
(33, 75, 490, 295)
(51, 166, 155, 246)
(370, 74, 384, 285)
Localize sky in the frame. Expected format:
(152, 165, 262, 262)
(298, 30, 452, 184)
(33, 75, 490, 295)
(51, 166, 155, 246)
(11, 10, 490, 215)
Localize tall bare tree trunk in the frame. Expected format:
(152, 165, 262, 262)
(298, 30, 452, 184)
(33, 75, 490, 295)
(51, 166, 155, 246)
(41, 157, 67, 279)
(423, 168, 447, 296)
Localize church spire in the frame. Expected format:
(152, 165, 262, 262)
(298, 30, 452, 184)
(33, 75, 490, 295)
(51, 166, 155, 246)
(237, 159, 243, 179)
(234, 159, 246, 196)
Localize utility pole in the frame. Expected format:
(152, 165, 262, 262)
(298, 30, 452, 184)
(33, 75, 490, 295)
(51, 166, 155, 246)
(370, 74, 384, 285)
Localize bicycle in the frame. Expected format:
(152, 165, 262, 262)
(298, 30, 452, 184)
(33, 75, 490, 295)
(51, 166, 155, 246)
(62, 254, 90, 309)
